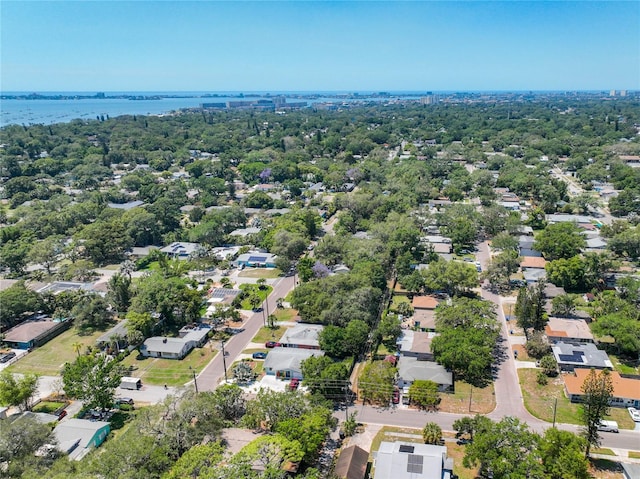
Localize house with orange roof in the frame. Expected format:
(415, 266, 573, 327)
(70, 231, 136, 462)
(410, 295, 439, 332)
(520, 256, 547, 269)
(411, 295, 439, 310)
(563, 368, 640, 408)
(545, 317, 594, 345)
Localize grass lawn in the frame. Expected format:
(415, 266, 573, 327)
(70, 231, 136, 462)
(120, 346, 217, 387)
(7, 327, 106, 375)
(251, 326, 287, 344)
(629, 451, 640, 459)
(609, 354, 639, 375)
(273, 308, 298, 322)
(593, 448, 616, 456)
(518, 369, 635, 429)
(368, 426, 478, 479)
(512, 344, 535, 362)
(439, 381, 496, 414)
(390, 295, 410, 311)
(32, 401, 66, 414)
(239, 284, 273, 309)
(238, 268, 282, 279)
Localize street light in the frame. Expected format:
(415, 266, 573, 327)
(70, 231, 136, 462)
(221, 339, 228, 382)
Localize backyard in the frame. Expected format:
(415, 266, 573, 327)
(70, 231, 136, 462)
(120, 346, 217, 387)
(6, 328, 106, 376)
(518, 369, 635, 429)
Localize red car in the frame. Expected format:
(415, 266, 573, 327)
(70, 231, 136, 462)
(289, 378, 300, 390)
(392, 388, 400, 404)
(265, 341, 277, 348)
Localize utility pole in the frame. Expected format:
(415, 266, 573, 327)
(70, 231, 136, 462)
(468, 387, 473, 412)
(221, 340, 228, 382)
(552, 397, 558, 428)
(190, 367, 199, 394)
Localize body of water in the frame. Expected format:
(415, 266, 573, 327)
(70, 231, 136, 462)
(0, 91, 427, 127)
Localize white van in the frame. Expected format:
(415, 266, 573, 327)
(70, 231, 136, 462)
(597, 420, 619, 433)
(120, 377, 142, 390)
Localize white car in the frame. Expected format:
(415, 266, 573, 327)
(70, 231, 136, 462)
(628, 407, 640, 422)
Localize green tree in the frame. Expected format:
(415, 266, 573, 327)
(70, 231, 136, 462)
(62, 354, 125, 411)
(580, 368, 614, 457)
(514, 282, 547, 337)
(208, 384, 246, 424)
(275, 407, 333, 464)
(358, 361, 396, 405)
(28, 235, 64, 275)
(0, 371, 39, 411)
(534, 222, 586, 261)
(71, 293, 114, 332)
(422, 259, 478, 296)
(422, 422, 442, 445)
(163, 442, 225, 479)
(551, 294, 579, 317)
(409, 380, 440, 410)
(0, 416, 57, 478)
(233, 362, 255, 384)
(539, 428, 590, 479)
(539, 354, 558, 377)
(453, 414, 492, 443)
(0, 281, 42, 329)
(107, 272, 133, 314)
(545, 256, 587, 292)
(463, 416, 545, 479)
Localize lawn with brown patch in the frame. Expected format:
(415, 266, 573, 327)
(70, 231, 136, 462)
(518, 369, 635, 429)
(439, 381, 495, 414)
(589, 458, 624, 479)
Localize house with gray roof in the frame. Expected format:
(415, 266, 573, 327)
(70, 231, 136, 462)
(278, 324, 324, 350)
(234, 251, 277, 268)
(263, 348, 324, 380)
(373, 441, 453, 479)
(551, 342, 613, 372)
(396, 330, 436, 361)
(140, 324, 211, 360)
(160, 242, 204, 259)
(53, 418, 110, 460)
(397, 356, 453, 392)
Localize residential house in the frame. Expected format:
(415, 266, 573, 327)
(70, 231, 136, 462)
(564, 369, 640, 408)
(520, 256, 547, 270)
(523, 268, 547, 284)
(263, 348, 324, 380)
(160, 242, 203, 259)
(3, 317, 71, 350)
(411, 296, 439, 332)
(96, 319, 130, 350)
(551, 342, 613, 372)
(54, 418, 110, 460)
(545, 318, 594, 345)
(278, 324, 324, 350)
(234, 251, 277, 268)
(334, 445, 369, 479)
(140, 324, 211, 360)
(586, 237, 607, 251)
(107, 200, 144, 210)
(229, 227, 262, 237)
(396, 356, 453, 392)
(396, 330, 436, 361)
(373, 442, 453, 479)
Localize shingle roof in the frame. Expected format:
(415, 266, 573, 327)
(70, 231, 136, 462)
(411, 296, 438, 310)
(397, 357, 452, 386)
(564, 369, 640, 401)
(334, 445, 369, 479)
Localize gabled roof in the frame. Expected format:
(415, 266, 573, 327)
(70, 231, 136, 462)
(397, 357, 453, 386)
(334, 445, 369, 479)
(263, 348, 324, 374)
(552, 342, 612, 369)
(54, 418, 110, 460)
(564, 369, 640, 401)
(545, 318, 594, 342)
(279, 324, 324, 347)
(411, 296, 438, 310)
(520, 256, 547, 269)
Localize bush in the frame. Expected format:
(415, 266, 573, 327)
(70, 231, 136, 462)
(536, 371, 548, 385)
(539, 354, 558, 377)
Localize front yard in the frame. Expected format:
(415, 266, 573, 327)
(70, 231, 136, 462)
(120, 346, 217, 387)
(518, 369, 635, 429)
(7, 327, 106, 376)
(251, 326, 287, 344)
(237, 268, 282, 279)
(438, 380, 496, 414)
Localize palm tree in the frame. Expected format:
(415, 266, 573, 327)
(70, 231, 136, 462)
(422, 422, 443, 445)
(72, 342, 83, 357)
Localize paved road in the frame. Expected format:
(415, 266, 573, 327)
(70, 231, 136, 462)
(196, 275, 297, 391)
(349, 403, 640, 449)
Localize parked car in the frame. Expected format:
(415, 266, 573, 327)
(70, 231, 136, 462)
(289, 378, 300, 390)
(392, 388, 400, 404)
(597, 420, 619, 433)
(265, 341, 277, 348)
(628, 407, 640, 422)
(56, 410, 67, 420)
(115, 397, 134, 406)
(402, 394, 411, 406)
(0, 352, 16, 363)
(252, 352, 267, 359)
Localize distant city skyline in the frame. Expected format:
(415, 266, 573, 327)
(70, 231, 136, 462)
(1, 1, 638, 92)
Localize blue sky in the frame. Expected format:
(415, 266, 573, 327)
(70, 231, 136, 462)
(1, 1, 638, 92)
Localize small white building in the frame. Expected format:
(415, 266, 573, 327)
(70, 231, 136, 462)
(263, 348, 324, 380)
(140, 325, 211, 360)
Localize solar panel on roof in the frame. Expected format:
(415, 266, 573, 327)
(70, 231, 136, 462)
(399, 445, 415, 453)
(558, 353, 583, 362)
(248, 256, 267, 262)
(407, 454, 424, 474)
